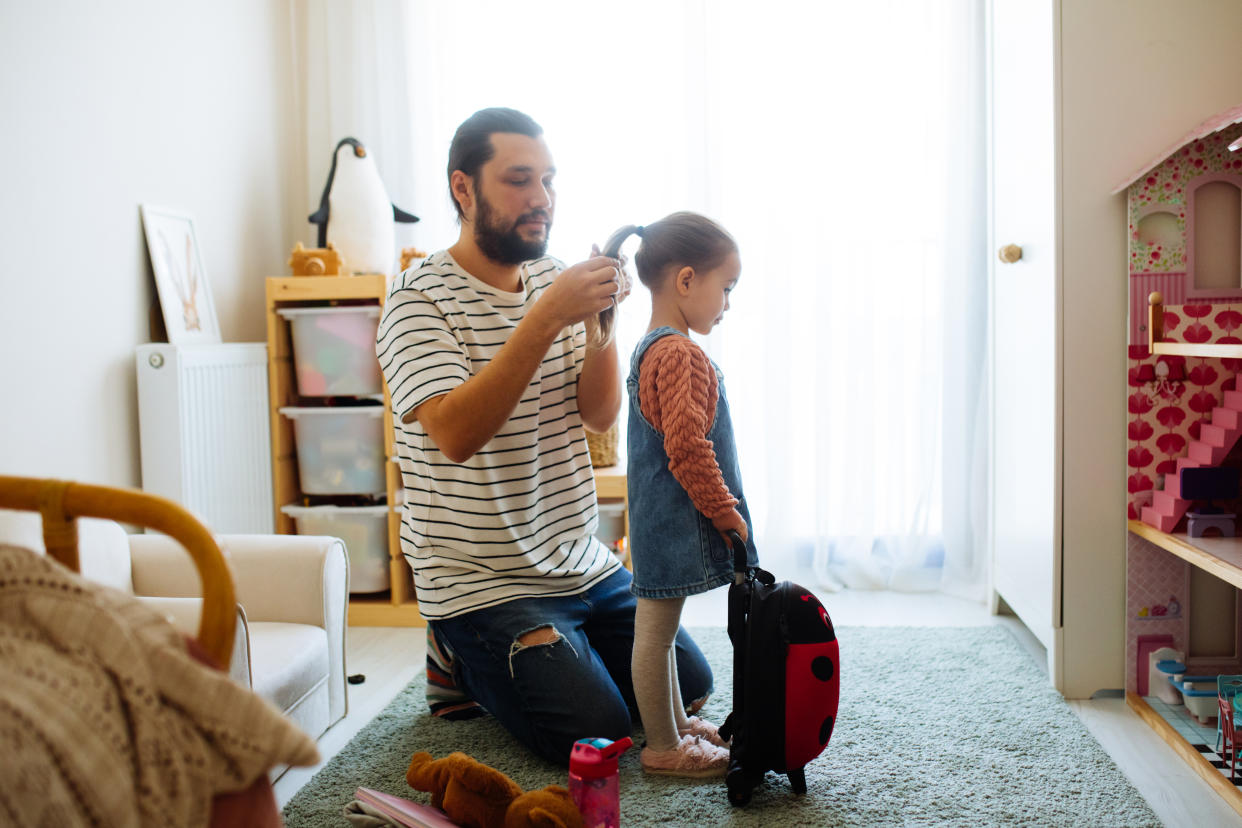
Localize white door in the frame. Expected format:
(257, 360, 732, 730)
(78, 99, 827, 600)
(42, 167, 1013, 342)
(989, 0, 1060, 664)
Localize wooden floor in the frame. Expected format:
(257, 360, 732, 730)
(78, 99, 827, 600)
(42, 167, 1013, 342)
(274, 589, 1242, 827)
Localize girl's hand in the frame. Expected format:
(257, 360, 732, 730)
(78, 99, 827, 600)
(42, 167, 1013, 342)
(712, 508, 748, 544)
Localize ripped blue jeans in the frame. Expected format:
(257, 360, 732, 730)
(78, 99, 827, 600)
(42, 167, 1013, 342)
(429, 566, 713, 765)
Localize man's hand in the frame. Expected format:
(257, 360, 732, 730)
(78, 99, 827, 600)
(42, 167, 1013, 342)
(595, 243, 633, 306)
(712, 508, 749, 544)
(532, 253, 622, 333)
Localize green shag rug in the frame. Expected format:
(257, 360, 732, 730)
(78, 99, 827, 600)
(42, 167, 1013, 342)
(283, 626, 1159, 827)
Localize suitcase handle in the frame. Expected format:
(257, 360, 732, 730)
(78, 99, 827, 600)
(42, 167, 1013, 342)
(728, 530, 774, 586)
(727, 529, 748, 576)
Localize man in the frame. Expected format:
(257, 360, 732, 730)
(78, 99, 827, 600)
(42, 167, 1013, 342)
(376, 108, 713, 764)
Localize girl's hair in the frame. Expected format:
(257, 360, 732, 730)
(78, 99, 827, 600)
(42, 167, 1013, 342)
(447, 108, 543, 219)
(591, 212, 735, 349)
(602, 211, 737, 291)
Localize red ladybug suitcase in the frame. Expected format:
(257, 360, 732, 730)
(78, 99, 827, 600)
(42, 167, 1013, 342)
(719, 531, 840, 806)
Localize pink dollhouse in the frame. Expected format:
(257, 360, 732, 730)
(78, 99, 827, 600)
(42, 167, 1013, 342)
(1123, 103, 1242, 529)
(1122, 104, 1242, 796)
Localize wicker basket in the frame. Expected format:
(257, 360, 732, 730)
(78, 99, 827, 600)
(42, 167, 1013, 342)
(585, 423, 619, 467)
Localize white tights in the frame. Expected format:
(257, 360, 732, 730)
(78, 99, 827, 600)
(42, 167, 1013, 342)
(632, 596, 691, 752)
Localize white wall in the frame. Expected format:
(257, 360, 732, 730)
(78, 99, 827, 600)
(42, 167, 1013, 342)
(0, 1, 301, 486)
(1058, 0, 1242, 696)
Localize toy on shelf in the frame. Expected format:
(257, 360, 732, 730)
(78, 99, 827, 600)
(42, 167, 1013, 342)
(405, 751, 584, 828)
(400, 246, 429, 273)
(288, 241, 344, 276)
(1181, 465, 1240, 537)
(1137, 594, 1183, 619)
(308, 137, 419, 275)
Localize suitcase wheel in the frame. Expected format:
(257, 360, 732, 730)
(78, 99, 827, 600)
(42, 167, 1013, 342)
(726, 762, 755, 806)
(726, 780, 752, 807)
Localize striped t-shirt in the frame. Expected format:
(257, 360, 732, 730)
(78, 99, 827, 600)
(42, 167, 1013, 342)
(376, 250, 619, 620)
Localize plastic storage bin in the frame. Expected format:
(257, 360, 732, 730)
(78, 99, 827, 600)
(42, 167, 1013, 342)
(595, 501, 626, 547)
(277, 305, 383, 397)
(281, 503, 391, 593)
(280, 405, 387, 495)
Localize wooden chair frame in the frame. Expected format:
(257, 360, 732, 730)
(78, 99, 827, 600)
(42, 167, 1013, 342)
(0, 475, 236, 668)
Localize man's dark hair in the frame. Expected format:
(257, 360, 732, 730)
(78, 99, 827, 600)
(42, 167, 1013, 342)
(447, 108, 543, 219)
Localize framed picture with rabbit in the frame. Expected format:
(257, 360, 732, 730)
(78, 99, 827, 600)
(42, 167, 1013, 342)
(140, 204, 221, 344)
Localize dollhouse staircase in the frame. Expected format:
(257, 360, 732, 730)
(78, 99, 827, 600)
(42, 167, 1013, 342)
(1141, 389, 1242, 532)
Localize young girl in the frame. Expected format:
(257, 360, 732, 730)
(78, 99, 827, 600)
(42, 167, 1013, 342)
(605, 211, 758, 777)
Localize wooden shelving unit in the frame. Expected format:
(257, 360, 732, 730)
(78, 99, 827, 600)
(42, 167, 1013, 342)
(592, 462, 630, 569)
(1126, 519, 1242, 817)
(265, 275, 423, 626)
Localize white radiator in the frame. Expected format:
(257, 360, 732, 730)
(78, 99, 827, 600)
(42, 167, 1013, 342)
(136, 343, 274, 534)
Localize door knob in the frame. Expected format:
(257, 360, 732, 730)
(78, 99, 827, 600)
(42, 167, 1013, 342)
(998, 244, 1023, 263)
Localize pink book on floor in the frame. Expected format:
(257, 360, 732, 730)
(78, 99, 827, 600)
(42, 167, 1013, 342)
(354, 787, 459, 828)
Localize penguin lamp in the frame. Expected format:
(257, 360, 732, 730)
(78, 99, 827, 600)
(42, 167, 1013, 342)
(308, 137, 419, 275)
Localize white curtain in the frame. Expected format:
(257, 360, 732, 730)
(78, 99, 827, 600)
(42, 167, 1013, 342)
(296, 0, 989, 599)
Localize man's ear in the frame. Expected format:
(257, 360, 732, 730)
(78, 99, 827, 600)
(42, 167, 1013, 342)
(450, 170, 474, 221)
(675, 265, 696, 296)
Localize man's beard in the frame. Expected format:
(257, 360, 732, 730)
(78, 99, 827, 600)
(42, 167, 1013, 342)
(473, 191, 550, 265)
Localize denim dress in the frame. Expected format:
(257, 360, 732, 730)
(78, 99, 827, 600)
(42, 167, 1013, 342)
(626, 327, 758, 598)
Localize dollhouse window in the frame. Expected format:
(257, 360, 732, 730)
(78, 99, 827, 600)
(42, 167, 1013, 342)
(1136, 210, 1179, 248)
(1188, 176, 1242, 294)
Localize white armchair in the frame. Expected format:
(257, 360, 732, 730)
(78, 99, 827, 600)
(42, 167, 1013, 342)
(0, 510, 349, 742)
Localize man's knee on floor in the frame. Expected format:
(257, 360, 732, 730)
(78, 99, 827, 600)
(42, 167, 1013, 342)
(516, 625, 560, 648)
(507, 624, 578, 678)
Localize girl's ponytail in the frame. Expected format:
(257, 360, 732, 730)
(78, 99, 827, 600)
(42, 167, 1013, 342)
(588, 224, 642, 349)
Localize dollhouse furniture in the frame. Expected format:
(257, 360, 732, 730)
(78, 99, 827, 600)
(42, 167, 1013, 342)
(0, 478, 349, 746)
(1125, 102, 1242, 815)
(1219, 695, 1239, 781)
(0, 476, 328, 824)
(1188, 512, 1237, 538)
(1216, 675, 1242, 760)
(1179, 466, 1241, 537)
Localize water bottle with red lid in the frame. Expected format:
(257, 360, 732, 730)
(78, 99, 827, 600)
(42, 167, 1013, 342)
(568, 736, 632, 828)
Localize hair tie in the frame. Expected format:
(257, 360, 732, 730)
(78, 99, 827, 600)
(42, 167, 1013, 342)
(635, 225, 645, 238)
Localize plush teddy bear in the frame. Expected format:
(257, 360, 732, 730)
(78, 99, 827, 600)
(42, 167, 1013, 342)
(405, 751, 583, 828)
(503, 785, 584, 828)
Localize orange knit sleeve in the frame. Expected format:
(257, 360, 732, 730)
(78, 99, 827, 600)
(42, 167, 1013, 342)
(638, 336, 739, 519)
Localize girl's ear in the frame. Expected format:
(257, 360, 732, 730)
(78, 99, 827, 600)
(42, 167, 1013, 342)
(450, 170, 474, 220)
(674, 265, 696, 296)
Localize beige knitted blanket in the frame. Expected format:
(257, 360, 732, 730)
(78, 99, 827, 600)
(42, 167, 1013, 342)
(0, 543, 320, 827)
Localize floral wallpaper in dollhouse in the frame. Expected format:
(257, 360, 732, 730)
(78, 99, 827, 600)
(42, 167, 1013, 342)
(1126, 119, 1242, 522)
(1127, 321, 1241, 520)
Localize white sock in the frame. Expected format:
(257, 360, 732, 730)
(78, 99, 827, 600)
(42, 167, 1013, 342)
(632, 597, 685, 753)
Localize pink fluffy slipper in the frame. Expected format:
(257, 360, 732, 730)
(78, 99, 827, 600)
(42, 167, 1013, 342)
(640, 734, 730, 778)
(679, 715, 729, 748)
